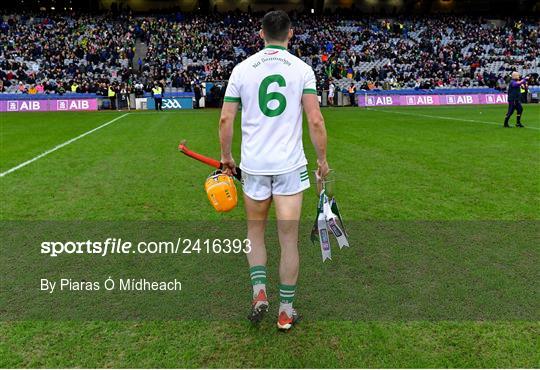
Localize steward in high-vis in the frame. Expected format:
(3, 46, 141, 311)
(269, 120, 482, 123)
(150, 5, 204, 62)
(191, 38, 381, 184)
(152, 84, 163, 111)
(108, 85, 116, 110)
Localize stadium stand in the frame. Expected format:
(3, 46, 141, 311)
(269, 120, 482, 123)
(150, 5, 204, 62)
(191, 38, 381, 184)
(1, 13, 538, 96)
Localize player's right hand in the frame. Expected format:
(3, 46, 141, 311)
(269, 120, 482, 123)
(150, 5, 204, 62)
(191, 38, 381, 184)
(221, 155, 237, 176)
(316, 159, 330, 180)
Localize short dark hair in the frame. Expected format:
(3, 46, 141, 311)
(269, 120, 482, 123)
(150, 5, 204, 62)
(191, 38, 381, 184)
(261, 10, 291, 42)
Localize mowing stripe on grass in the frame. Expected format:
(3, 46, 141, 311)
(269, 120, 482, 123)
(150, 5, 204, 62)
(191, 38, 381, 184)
(0, 113, 130, 178)
(366, 108, 540, 130)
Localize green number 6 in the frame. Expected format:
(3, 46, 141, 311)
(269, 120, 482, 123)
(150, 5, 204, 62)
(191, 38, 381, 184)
(258, 74, 287, 117)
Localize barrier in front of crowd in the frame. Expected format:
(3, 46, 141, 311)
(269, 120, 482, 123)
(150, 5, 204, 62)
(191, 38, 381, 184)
(0, 94, 98, 112)
(0, 92, 195, 111)
(356, 93, 509, 107)
(354, 88, 539, 107)
(1, 88, 536, 111)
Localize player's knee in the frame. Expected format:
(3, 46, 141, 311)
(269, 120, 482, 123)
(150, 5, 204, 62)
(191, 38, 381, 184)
(277, 220, 299, 237)
(247, 219, 267, 234)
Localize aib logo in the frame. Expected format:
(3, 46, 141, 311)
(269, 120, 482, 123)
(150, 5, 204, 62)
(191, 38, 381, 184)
(486, 94, 506, 104)
(7, 101, 41, 111)
(7, 101, 18, 111)
(57, 100, 90, 110)
(57, 100, 68, 110)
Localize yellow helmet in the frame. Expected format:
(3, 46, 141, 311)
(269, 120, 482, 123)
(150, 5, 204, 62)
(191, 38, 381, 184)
(204, 171, 237, 212)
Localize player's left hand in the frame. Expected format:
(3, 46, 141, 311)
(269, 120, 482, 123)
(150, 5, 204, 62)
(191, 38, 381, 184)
(221, 155, 237, 176)
(316, 159, 330, 180)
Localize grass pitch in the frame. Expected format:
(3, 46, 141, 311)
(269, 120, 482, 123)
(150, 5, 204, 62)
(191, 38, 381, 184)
(1, 105, 539, 367)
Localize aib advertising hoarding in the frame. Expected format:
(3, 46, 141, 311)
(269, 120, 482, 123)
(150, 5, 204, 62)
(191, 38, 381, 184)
(357, 93, 508, 107)
(0, 98, 98, 112)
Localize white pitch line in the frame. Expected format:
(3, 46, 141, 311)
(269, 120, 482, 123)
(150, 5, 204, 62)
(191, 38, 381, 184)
(1, 113, 130, 178)
(366, 108, 540, 131)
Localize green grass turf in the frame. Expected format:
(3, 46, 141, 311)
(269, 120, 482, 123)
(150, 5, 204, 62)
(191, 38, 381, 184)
(1, 105, 539, 367)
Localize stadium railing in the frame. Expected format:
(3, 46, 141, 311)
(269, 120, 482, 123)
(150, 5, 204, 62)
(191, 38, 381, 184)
(0, 93, 100, 100)
(0, 92, 195, 100)
(354, 88, 503, 95)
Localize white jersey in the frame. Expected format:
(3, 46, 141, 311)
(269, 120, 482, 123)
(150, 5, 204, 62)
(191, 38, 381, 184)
(224, 45, 317, 175)
(328, 83, 335, 97)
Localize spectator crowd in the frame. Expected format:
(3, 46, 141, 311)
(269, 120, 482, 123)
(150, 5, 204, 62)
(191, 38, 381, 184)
(1, 12, 538, 95)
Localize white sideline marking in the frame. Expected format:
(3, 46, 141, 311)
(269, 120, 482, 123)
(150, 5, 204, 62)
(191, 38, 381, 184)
(1, 113, 130, 178)
(366, 108, 540, 131)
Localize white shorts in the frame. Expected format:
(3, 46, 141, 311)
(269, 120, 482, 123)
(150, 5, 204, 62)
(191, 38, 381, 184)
(242, 166, 310, 201)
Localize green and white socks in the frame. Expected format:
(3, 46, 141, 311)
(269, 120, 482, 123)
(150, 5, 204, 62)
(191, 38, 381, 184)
(249, 265, 267, 298)
(279, 284, 296, 316)
(250, 266, 296, 315)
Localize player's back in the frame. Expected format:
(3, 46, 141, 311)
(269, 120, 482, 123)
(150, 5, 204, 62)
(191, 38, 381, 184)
(224, 45, 317, 175)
